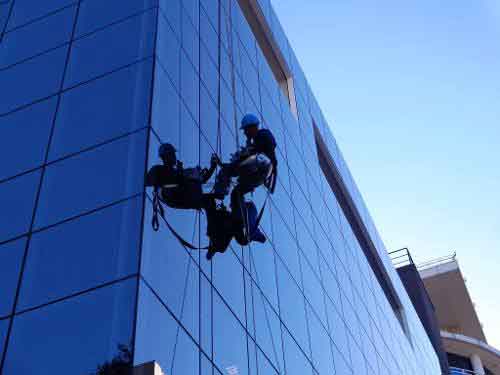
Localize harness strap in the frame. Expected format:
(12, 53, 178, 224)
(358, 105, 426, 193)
(151, 189, 207, 250)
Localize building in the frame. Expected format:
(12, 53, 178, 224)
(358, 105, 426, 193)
(0, 0, 441, 374)
(420, 256, 500, 375)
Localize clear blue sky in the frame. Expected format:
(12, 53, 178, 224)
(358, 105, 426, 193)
(271, 0, 500, 347)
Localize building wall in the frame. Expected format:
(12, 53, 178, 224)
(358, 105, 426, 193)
(0, 0, 441, 374)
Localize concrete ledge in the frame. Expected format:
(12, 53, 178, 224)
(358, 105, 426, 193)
(133, 362, 166, 375)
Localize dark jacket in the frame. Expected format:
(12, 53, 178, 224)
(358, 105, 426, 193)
(246, 128, 277, 165)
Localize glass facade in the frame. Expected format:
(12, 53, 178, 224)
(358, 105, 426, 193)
(0, 1, 441, 374)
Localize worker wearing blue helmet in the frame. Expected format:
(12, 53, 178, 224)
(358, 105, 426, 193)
(207, 114, 277, 259)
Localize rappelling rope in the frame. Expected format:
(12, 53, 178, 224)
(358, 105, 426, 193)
(226, 0, 240, 149)
(249, 250, 281, 372)
(151, 189, 207, 250)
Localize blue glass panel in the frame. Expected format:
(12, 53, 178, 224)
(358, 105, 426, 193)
(0, 46, 67, 115)
(7, 0, 75, 30)
(0, 318, 9, 359)
(76, 0, 157, 37)
(213, 293, 248, 375)
(134, 281, 199, 374)
(141, 198, 200, 337)
(182, 0, 199, 29)
(307, 305, 335, 375)
(181, 5, 199, 70)
(34, 130, 147, 228)
(0, 238, 25, 317)
(180, 51, 199, 121)
(0, 6, 76, 69)
(213, 250, 245, 323)
(64, 9, 156, 88)
(276, 259, 309, 354)
(0, 98, 56, 180)
(0, 2, 11, 32)
(283, 329, 312, 375)
(159, 0, 180, 39)
(252, 286, 283, 372)
(0, 171, 40, 242)
(157, 10, 181, 90)
(3, 278, 137, 374)
(49, 60, 152, 161)
(151, 64, 181, 144)
(18, 197, 142, 311)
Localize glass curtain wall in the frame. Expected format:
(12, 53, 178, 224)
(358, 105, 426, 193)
(0, 0, 441, 374)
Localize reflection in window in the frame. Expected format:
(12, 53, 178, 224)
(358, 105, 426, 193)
(0, 238, 25, 317)
(0, 170, 41, 242)
(2, 278, 136, 374)
(0, 6, 76, 69)
(282, 329, 312, 375)
(64, 9, 156, 88)
(0, 46, 67, 114)
(0, 318, 9, 358)
(49, 60, 152, 161)
(7, 0, 75, 30)
(141, 199, 200, 337)
(35, 130, 147, 229)
(18, 197, 142, 311)
(134, 281, 199, 374)
(0, 98, 56, 181)
(213, 293, 248, 375)
(76, 0, 157, 37)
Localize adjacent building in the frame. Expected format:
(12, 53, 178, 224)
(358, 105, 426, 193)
(0, 0, 442, 374)
(421, 256, 500, 375)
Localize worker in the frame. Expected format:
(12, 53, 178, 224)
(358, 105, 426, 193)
(146, 143, 218, 210)
(206, 114, 277, 259)
(145, 143, 241, 260)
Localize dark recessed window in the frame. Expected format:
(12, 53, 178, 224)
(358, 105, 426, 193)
(313, 121, 411, 339)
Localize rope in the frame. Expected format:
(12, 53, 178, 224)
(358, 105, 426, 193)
(170, 215, 197, 373)
(226, 0, 240, 148)
(151, 190, 207, 250)
(249, 250, 281, 372)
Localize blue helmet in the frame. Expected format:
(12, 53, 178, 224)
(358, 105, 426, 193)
(158, 143, 176, 158)
(240, 113, 260, 130)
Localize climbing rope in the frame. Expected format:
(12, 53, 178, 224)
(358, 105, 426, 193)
(151, 189, 206, 250)
(249, 250, 282, 372)
(226, 0, 240, 148)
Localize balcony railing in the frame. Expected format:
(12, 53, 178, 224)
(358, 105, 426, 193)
(449, 367, 481, 375)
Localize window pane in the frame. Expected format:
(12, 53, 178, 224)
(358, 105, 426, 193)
(18, 197, 142, 311)
(0, 46, 67, 114)
(134, 281, 199, 374)
(34, 130, 147, 229)
(0, 318, 9, 358)
(0, 171, 40, 242)
(0, 6, 76, 69)
(64, 9, 156, 88)
(213, 293, 248, 375)
(0, 238, 26, 317)
(76, 0, 156, 37)
(2, 278, 137, 374)
(49, 60, 152, 161)
(141, 199, 200, 338)
(0, 98, 56, 180)
(7, 0, 75, 30)
(283, 329, 312, 375)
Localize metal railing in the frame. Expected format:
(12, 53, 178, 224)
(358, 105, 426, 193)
(449, 367, 481, 375)
(389, 247, 415, 268)
(417, 252, 457, 271)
